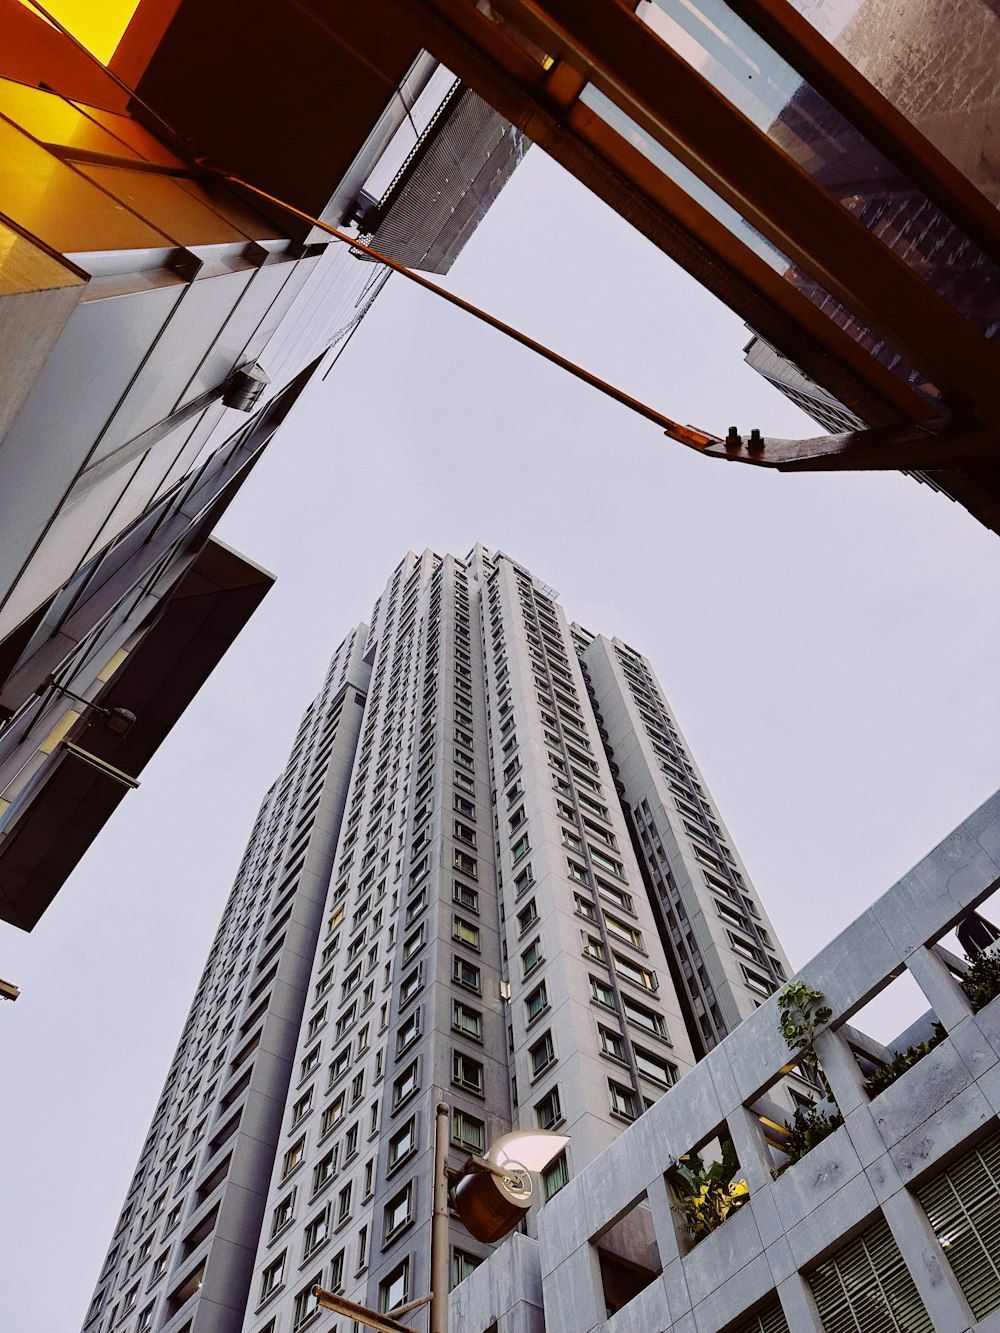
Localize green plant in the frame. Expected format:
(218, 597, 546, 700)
(777, 980, 833, 1091)
(672, 1139, 749, 1241)
(781, 1103, 843, 1165)
(961, 950, 1000, 1012)
(863, 1022, 947, 1096)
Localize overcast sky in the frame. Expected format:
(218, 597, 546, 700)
(3, 151, 1000, 1333)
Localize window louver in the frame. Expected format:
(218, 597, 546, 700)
(737, 1300, 789, 1333)
(808, 1219, 932, 1333)
(918, 1127, 1000, 1320)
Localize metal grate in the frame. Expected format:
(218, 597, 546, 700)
(736, 1300, 789, 1333)
(917, 1127, 1000, 1320)
(358, 87, 528, 275)
(808, 1218, 932, 1333)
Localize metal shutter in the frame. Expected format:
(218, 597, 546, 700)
(917, 1127, 1000, 1320)
(808, 1219, 932, 1333)
(737, 1300, 790, 1333)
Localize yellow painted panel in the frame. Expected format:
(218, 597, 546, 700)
(95, 647, 129, 683)
(15, 0, 141, 64)
(38, 707, 80, 754)
(79, 163, 250, 244)
(0, 117, 169, 253)
(0, 77, 140, 156)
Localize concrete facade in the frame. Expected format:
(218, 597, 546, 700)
(453, 791, 1000, 1333)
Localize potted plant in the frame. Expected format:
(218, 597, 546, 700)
(672, 1140, 749, 1241)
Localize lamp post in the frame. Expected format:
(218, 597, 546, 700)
(315, 1105, 569, 1333)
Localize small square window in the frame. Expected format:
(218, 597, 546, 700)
(535, 1087, 562, 1130)
(521, 939, 543, 976)
(379, 1259, 409, 1314)
(393, 1060, 419, 1108)
(452, 999, 483, 1040)
(452, 917, 481, 949)
(388, 1118, 417, 1169)
(452, 957, 481, 992)
(525, 982, 547, 1023)
(384, 1182, 413, 1239)
(517, 900, 538, 934)
(529, 1032, 555, 1078)
(453, 1050, 485, 1094)
(281, 1138, 305, 1181)
(452, 1109, 485, 1152)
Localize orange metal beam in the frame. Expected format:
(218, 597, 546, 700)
(497, 0, 1000, 422)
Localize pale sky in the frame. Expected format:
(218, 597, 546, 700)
(3, 151, 1000, 1333)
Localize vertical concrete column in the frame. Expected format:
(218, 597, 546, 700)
(776, 1274, 825, 1333)
(905, 946, 974, 1030)
(813, 1029, 868, 1115)
(540, 1241, 606, 1333)
(881, 1188, 973, 1333)
(725, 1104, 775, 1194)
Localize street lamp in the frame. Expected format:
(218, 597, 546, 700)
(315, 1104, 569, 1333)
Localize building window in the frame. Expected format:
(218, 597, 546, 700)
(380, 1260, 410, 1313)
(452, 917, 481, 949)
(303, 1206, 330, 1256)
(525, 982, 547, 1023)
(329, 1248, 345, 1293)
(604, 914, 643, 950)
(337, 1181, 353, 1223)
(529, 1031, 555, 1077)
(521, 939, 543, 976)
(271, 1190, 295, 1237)
(388, 1118, 417, 1170)
(599, 1024, 627, 1062)
(384, 1182, 413, 1240)
(917, 1128, 1000, 1320)
(396, 1009, 421, 1053)
(517, 900, 539, 934)
(291, 1089, 313, 1127)
(622, 996, 667, 1039)
(543, 1151, 569, 1200)
(511, 834, 531, 862)
(453, 1050, 485, 1094)
(452, 1000, 483, 1040)
(590, 975, 615, 1008)
(293, 1275, 322, 1330)
(452, 957, 481, 992)
(535, 1087, 562, 1130)
(281, 1138, 305, 1181)
(453, 881, 479, 912)
(609, 1082, 639, 1121)
(313, 1150, 336, 1193)
(635, 1047, 677, 1086)
(573, 893, 597, 922)
(451, 1249, 482, 1290)
(452, 1109, 485, 1153)
(513, 864, 534, 896)
(399, 965, 424, 1006)
(260, 1252, 286, 1302)
(742, 966, 778, 998)
(393, 1061, 419, 1108)
(402, 925, 425, 963)
(454, 850, 478, 877)
(322, 1095, 345, 1136)
(329, 1045, 351, 1083)
(613, 954, 657, 992)
(808, 1218, 932, 1332)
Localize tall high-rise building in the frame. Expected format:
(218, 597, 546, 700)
(84, 545, 793, 1333)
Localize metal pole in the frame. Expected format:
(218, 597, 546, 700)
(430, 1102, 451, 1333)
